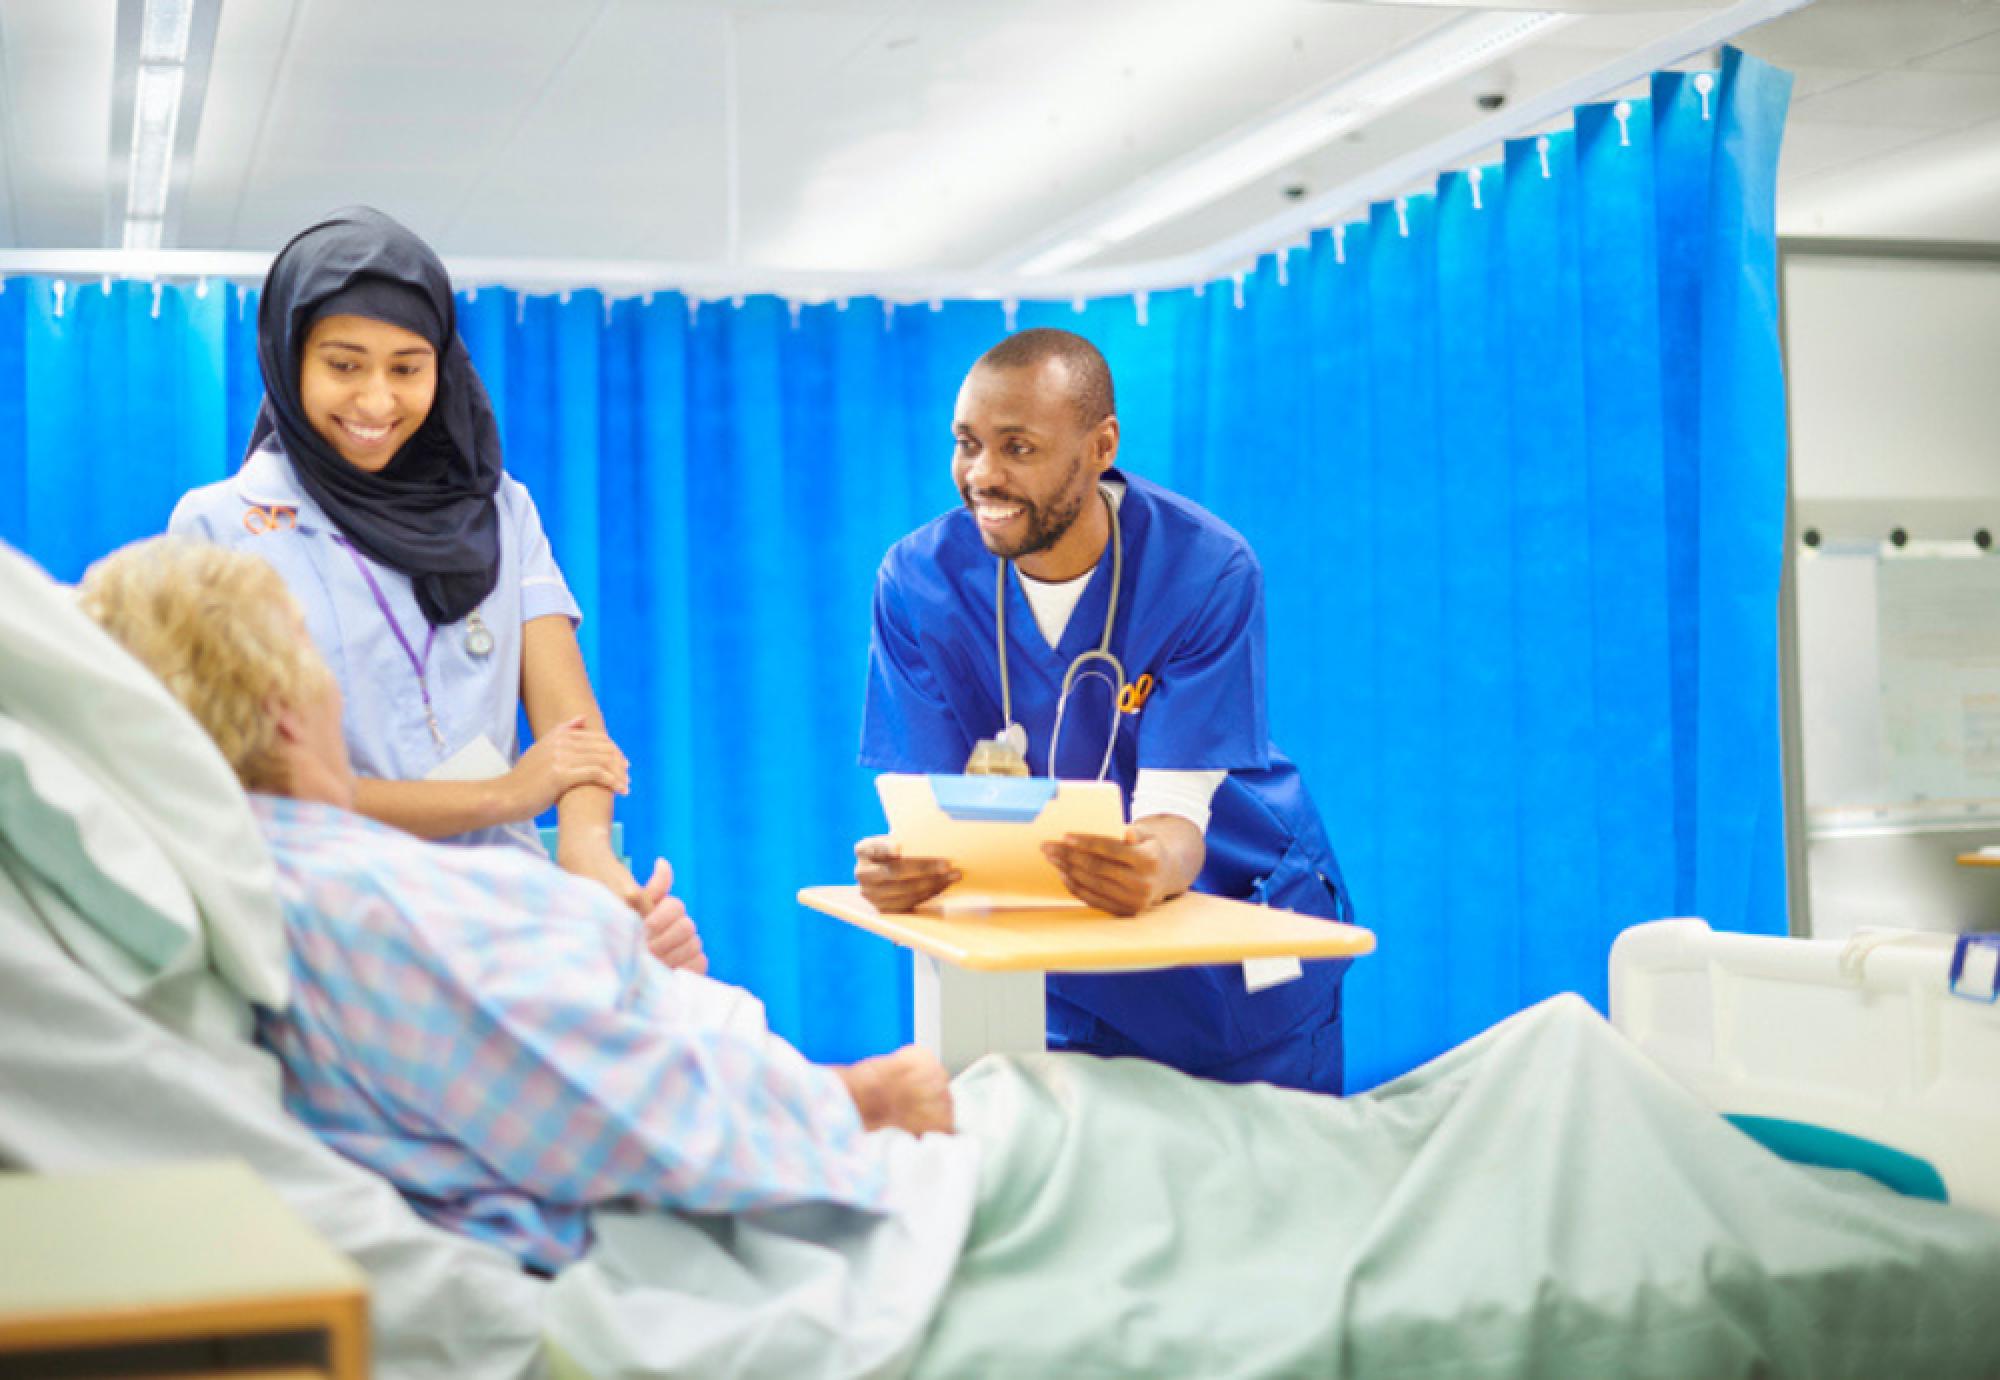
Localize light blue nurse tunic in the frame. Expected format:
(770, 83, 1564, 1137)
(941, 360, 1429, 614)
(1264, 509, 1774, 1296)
(169, 443, 581, 853)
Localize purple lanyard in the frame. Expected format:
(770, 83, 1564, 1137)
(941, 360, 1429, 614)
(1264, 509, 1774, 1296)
(332, 536, 446, 752)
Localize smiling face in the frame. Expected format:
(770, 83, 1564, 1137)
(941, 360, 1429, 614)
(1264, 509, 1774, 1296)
(298, 314, 438, 471)
(951, 357, 1119, 581)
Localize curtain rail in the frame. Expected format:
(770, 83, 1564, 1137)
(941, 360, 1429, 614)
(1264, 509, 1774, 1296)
(0, 246, 1221, 304)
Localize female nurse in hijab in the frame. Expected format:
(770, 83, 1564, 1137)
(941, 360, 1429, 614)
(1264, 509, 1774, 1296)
(170, 206, 703, 970)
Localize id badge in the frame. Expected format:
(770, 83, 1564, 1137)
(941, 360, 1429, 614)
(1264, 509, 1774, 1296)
(1243, 956, 1304, 993)
(426, 733, 512, 782)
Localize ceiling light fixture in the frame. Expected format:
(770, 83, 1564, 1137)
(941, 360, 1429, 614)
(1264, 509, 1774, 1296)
(138, 0, 193, 64)
(1005, 9, 1574, 276)
(120, 0, 195, 251)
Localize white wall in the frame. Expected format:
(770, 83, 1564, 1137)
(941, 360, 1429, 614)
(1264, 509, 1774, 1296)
(1783, 249, 2000, 939)
(1786, 255, 2000, 501)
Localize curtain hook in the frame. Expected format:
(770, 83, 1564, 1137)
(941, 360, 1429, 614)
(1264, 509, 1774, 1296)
(1395, 197, 1410, 238)
(1275, 246, 1289, 287)
(1537, 135, 1553, 180)
(1231, 272, 1246, 310)
(929, 297, 943, 313)
(1694, 72, 1715, 121)
(731, 293, 746, 310)
(787, 299, 802, 330)
(1003, 298, 1019, 332)
(687, 296, 701, 325)
(150, 282, 163, 319)
(516, 293, 528, 325)
(195, 276, 209, 299)
(558, 289, 572, 307)
(1614, 100, 1634, 148)
(1134, 290, 1149, 327)
(465, 284, 478, 303)
(1071, 295, 1085, 314)
(1334, 224, 1346, 264)
(882, 299, 896, 331)
(1468, 166, 1484, 211)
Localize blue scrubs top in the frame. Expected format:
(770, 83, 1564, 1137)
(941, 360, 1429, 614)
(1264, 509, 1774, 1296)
(861, 469, 1355, 1092)
(169, 444, 581, 853)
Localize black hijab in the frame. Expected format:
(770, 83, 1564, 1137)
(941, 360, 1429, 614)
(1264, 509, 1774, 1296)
(250, 206, 502, 627)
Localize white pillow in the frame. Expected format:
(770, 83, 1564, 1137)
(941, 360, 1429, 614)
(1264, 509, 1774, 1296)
(0, 716, 199, 997)
(0, 541, 287, 1008)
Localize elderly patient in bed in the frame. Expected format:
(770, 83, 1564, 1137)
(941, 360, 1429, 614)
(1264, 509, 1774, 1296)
(66, 538, 2000, 1379)
(78, 536, 951, 1277)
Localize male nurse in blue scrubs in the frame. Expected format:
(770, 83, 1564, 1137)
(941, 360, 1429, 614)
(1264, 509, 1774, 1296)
(854, 327, 1356, 1095)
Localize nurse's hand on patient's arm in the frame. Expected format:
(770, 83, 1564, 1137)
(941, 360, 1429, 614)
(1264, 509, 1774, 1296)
(636, 859, 707, 974)
(836, 1048, 954, 1135)
(1043, 814, 1205, 916)
(854, 836, 959, 913)
(505, 716, 629, 819)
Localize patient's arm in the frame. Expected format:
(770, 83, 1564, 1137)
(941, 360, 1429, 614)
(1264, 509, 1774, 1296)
(434, 965, 893, 1216)
(351, 715, 628, 839)
(273, 848, 896, 1220)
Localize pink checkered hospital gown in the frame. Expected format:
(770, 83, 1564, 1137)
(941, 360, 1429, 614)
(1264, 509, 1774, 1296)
(247, 794, 889, 1273)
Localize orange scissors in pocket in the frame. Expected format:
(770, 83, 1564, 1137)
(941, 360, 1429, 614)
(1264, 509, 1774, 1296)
(1117, 672, 1155, 715)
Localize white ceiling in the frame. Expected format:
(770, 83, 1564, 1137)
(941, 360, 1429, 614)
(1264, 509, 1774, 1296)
(0, 0, 1996, 277)
(1743, 0, 2000, 240)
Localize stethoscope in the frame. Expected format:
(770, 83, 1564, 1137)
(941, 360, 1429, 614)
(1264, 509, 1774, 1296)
(987, 484, 1129, 780)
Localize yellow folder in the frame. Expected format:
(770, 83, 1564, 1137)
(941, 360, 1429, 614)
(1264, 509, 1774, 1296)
(876, 773, 1125, 913)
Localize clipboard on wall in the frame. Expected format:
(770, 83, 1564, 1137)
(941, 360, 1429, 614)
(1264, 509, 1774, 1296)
(876, 773, 1126, 913)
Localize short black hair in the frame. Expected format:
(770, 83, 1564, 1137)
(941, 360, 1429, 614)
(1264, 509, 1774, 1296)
(974, 327, 1115, 429)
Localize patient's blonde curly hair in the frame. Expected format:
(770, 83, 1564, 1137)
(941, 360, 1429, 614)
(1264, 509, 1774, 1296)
(79, 537, 333, 791)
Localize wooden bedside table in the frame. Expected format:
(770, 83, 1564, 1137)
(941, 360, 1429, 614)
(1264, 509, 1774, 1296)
(0, 1160, 369, 1378)
(800, 884, 1375, 1072)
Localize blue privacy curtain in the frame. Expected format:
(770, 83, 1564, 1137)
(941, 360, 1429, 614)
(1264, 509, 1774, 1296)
(0, 51, 1791, 1086)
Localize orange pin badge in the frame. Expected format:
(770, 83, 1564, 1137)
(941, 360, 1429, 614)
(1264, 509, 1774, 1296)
(242, 505, 298, 535)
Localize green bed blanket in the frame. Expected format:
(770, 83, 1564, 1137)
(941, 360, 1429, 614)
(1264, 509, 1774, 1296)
(919, 994, 2000, 1379)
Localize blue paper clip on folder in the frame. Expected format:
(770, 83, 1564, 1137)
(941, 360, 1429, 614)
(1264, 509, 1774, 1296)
(877, 773, 1125, 912)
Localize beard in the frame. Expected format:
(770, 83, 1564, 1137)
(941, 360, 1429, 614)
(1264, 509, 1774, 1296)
(962, 456, 1088, 561)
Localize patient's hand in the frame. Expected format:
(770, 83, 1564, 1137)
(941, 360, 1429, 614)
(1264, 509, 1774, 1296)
(854, 836, 959, 913)
(637, 859, 707, 974)
(837, 1047, 954, 1136)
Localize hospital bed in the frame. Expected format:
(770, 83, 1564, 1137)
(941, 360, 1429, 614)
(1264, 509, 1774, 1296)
(1613, 917, 2000, 1219)
(3, 539, 1999, 1379)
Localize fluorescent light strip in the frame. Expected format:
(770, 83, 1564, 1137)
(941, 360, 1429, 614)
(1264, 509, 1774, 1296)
(125, 63, 184, 221)
(138, 0, 193, 65)
(122, 0, 194, 252)
(1011, 9, 1573, 276)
